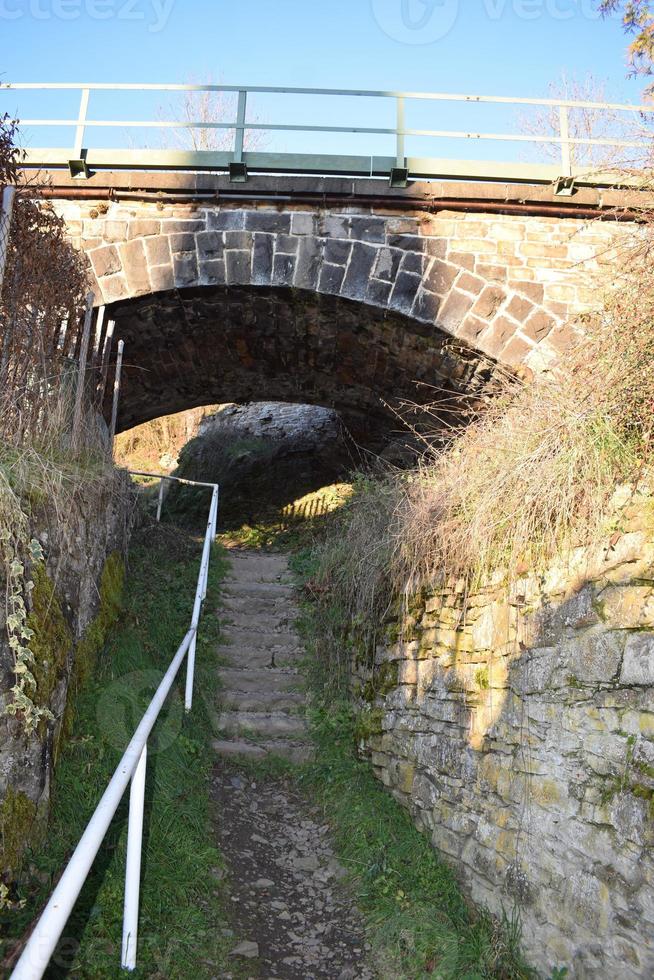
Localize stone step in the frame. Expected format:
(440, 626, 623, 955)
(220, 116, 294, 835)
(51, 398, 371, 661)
(226, 554, 292, 583)
(219, 666, 303, 692)
(221, 689, 305, 712)
(212, 738, 313, 763)
(222, 581, 297, 600)
(221, 606, 299, 630)
(215, 709, 307, 739)
(221, 629, 303, 652)
(222, 645, 301, 670)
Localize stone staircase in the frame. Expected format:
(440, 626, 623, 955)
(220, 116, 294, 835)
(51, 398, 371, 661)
(212, 551, 313, 762)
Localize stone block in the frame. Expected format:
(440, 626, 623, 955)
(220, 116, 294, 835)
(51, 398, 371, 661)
(620, 634, 654, 686)
(438, 289, 475, 334)
(448, 251, 476, 271)
(522, 310, 556, 343)
(386, 234, 425, 252)
(389, 272, 421, 315)
(366, 278, 392, 308)
(198, 259, 225, 286)
(99, 272, 129, 303)
(164, 219, 204, 234)
(144, 236, 172, 267)
(149, 263, 175, 293)
(224, 231, 252, 251)
(318, 262, 346, 295)
(412, 288, 440, 322)
(501, 335, 533, 368)
(252, 233, 273, 285)
(598, 585, 654, 629)
(89, 244, 121, 279)
(564, 629, 624, 683)
(173, 252, 198, 288)
(208, 210, 245, 231)
(424, 259, 459, 297)
(457, 272, 485, 296)
(272, 252, 296, 287)
(472, 285, 506, 320)
(340, 242, 376, 301)
(323, 239, 351, 266)
(294, 236, 323, 290)
(244, 210, 291, 234)
(477, 315, 517, 358)
(170, 232, 196, 254)
(321, 214, 351, 239)
(400, 251, 427, 276)
(101, 220, 128, 243)
(225, 249, 252, 285)
(505, 294, 535, 323)
(349, 215, 386, 243)
(118, 238, 150, 295)
(372, 247, 402, 282)
(127, 219, 160, 239)
(291, 212, 316, 236)
(196, 231, 224, 259)
(513, 281, 544, 305)
(275, 234, 299, 255)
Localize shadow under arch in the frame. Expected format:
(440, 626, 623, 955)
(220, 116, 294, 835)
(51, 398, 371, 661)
(106, 284, 495, 448)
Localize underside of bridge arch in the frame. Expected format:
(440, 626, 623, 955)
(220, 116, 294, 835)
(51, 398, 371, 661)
(107, 285, 494, 448)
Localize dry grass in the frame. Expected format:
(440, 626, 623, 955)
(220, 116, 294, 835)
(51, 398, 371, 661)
(314, 230, 654, 624)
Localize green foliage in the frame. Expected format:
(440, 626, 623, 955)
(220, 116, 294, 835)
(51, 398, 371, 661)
(0, 528, 239, 978)
(26, 563, 73, 711)
(0, 788, 37, 881)
(599, 1, 654, 86)
(62, 552, 125, 740)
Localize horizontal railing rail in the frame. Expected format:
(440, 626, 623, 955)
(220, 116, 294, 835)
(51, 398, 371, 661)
(3, 82, 653, 186)
(10, 472, 219, 979)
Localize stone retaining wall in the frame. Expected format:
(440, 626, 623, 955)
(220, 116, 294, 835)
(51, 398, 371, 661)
(354, 491, 654, 978)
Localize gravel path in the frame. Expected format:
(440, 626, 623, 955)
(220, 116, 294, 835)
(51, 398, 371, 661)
(211, 550, 375, 979)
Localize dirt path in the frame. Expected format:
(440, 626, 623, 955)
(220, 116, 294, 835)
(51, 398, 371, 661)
(211, 550, 375, 980)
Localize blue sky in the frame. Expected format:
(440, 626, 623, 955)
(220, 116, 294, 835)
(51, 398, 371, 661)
(0, 0, 649, 162)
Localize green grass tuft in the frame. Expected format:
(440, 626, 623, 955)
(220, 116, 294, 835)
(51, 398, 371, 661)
(1, 524, 241, 979)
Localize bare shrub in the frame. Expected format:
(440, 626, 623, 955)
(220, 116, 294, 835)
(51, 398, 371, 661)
(314, 216, 654, 626)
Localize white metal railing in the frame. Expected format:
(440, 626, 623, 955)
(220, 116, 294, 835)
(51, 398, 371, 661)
(3, 81, 653, 185)
(10, 472, 219, 979)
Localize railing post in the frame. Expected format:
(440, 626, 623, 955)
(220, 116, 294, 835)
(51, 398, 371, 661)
(121, 742, 147, 972)
(98, 318, 115, 403)
(156, 478, 165, 523)
(395, 96, 405, 169)
(234, 89, 247, 163)
(559, 104, 572, 176)
(0, 185, 16, 295)
(74, 87, 90, 159)
(109, 339, 124, 446)
(71, 292, 94, 447)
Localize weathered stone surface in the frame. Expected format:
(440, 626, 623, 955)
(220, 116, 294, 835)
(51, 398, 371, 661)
(354, 495, 654, 979)
(52, 197, 635, 377)
(118, 238, 150, 295)
(621, 634, 654, 685)
(89, 244, 121, 278)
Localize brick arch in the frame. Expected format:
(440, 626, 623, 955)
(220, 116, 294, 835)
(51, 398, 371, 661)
(78, 203, 587, 377)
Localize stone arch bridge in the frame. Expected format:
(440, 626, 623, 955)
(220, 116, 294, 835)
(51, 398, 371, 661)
(44, 171, 636, 441)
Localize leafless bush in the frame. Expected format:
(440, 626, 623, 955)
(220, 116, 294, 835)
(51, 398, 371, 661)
(518, 72, 653, 170)
(0, 116, 92, 449)
(315, 212, 654, 623)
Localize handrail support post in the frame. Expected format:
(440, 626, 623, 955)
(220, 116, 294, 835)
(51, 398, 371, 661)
(121, 742, 147, 971)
